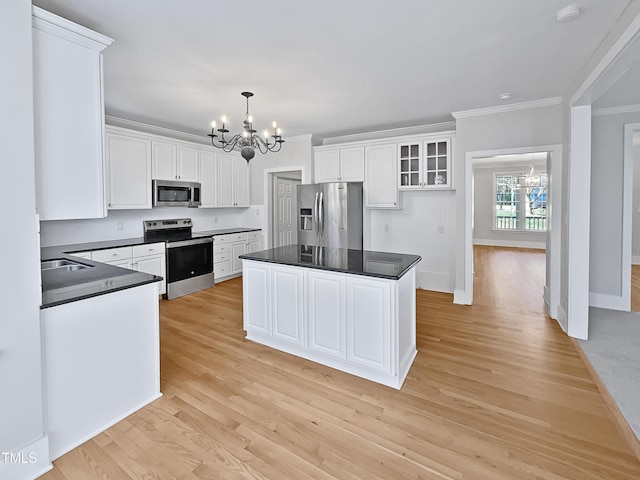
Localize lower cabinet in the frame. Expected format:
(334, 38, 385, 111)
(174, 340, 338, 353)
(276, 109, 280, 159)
(242, 260, 415, 388)
(41, 282, 161, 460)
(71, 243, 166, 295)
(214, 230, 262, 283)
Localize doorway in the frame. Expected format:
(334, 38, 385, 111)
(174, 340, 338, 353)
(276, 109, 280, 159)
(626, 125, 640, 311)
(463, 144, 562, 322)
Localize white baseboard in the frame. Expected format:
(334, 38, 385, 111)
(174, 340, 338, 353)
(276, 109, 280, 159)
(453, 288, 472, 305)
(0, 435, 52, 480)
(557, 304, 568, 333)
(474, 238, 546, 249)
(589, 292, 630, 312)
(416, 270, 453, 293)
(633, 255, 640, 265)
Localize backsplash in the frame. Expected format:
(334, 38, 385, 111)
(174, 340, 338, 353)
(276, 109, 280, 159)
(40, 206, 264, 247)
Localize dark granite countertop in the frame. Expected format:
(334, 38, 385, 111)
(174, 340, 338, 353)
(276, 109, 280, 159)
(41, 238, 164, 309)
(240, 244, 421, 280)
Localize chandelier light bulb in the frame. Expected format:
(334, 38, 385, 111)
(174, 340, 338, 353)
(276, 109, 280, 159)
(263, 130, 269, 139)
(248, 115, 253, 123)
(276, 128, 282, 136)
(221, 115, 227, 124)
(210, 121, 216, 129)
(272, 121, 277, 129)
(242, 131, 248, 138)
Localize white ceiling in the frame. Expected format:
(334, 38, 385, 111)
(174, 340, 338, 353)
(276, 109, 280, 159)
(33, 0, 636, 142)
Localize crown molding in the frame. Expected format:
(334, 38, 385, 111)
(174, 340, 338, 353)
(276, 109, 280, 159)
(105, 116, 214, 145)
(32, 6, 113, 51)
(451, 97, 563, 119)
(592, 104, 640, 116)
(322, 121, 456, 146)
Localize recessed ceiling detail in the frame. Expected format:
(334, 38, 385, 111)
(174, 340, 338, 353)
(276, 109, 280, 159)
(556, 5, 582, 23)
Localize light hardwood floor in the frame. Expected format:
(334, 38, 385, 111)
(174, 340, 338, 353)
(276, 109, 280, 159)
(41, 247, 640, 479)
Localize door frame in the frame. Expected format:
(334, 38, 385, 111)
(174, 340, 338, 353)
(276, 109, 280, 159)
(271, 173, 302, 248)
(462, 144, 563, 321)
(263, 166, 308, 249)
(623, 123, 640, 310)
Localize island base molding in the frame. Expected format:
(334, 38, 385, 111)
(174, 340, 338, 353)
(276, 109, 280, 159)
(242, 260, 419, 389)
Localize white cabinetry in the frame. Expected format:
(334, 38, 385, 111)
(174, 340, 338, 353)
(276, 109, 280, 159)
(314, 146, 365, 183)
(88, 243, 166, 295)
(32, 7, 113, 221)
(398, 137, 452, 189)
(152, 142, 200, 182)
(217, 154, 249, 207)
(41, 282, 160, 460)
(242, 259, 417, 389)
(364, 144, 399, 208)
(199, 150, 217, 207)
(214, 231, 261, 282)
(105, 127, 152, 209)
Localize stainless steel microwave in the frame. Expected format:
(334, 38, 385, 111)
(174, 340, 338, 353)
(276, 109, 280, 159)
(152, 180, 201, 207)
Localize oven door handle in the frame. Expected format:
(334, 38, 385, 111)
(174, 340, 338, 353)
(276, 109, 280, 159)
(166, 237, 213, 248)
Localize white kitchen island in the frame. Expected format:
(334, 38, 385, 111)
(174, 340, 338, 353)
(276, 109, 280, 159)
(240, 245, 421, 389)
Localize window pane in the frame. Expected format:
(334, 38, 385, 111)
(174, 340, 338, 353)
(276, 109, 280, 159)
(400, 145, 408, 158)
(427, 158, 436, 171)
(438, 156, 447, 170)
(438, 142, 446, 155)
(410, 144, 419, 157)
(436, 173, 446, 185)
(427, 172, 436, 185)
(426, 142, 436, 156)
(410, 173, 419, 185)
(411, 158, 419, 171)
(495, 175, 520, 230)
(401, 159, 408, 172)
(400, 173, 409, 186)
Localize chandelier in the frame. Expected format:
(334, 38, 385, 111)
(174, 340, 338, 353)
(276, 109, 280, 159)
(208, 91, 284, 162)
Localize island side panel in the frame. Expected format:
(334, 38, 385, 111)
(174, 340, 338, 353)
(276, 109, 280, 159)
(41, 282, 161, 460)
(397, 266, 418, 382)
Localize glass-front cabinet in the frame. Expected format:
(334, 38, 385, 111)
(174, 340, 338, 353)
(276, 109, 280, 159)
(398, 137, 451, 189)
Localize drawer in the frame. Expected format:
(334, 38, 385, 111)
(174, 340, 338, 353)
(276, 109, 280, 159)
(133, 242, 165, 257)
(215, 260, 232, 279)
(214, 234, 230, 244)
(214, 243, 229, 254)
(92, 246, 133, 263)
(229, 232, 247, 243)
(214, 252, 230, 263)
(68, 251, 91, 259)
(247, 230, 261, 240)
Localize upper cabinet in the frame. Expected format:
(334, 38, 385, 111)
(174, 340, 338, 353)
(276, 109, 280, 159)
(314, 146, 365, 183)
(32, 7, 113, 221)
(216, 154, 249, 207)
(105, 127, 152, 210)
(398, 137, 452, 190)
(152, 142, 200, 182)
(364, 144, 398, 209)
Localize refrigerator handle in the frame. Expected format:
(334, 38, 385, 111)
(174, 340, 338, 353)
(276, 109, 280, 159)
(319, 191, 324, 237)
(314, 191, 319, 233)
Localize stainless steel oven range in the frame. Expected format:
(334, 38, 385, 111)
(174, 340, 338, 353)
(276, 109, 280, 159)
(143, 218, 213, 299)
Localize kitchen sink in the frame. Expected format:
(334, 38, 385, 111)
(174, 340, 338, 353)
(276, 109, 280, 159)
(41, 259, 93, 272)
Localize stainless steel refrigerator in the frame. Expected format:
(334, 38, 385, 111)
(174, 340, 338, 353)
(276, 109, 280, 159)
(297, 182, 363, 249)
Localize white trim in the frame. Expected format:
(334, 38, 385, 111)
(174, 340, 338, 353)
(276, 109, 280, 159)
(621, 123, 640, 309)
(322, 122, 456, 145)
(571, 12, 640, 106)
(32, 6, 113, 50)
(262, 166, 309, 249)
(567, 106, 591, 340)
(473, 238, 546, 249)
(415, 270, 453, 293)
(0, 435, 51, 480)
(592, 104, 640, 116)
(453, 289, 472, 305)
(463, 144, 562, 321)
(633, 255, 640, 265)
(318, 130, 456, 150)
(557, 304, 568, 333)
(589, 292, 630, 311)
(451, 97, 563, 119)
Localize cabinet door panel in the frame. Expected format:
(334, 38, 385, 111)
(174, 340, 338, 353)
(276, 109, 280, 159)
(272, 267, 304, 346)
(135, 255, 166, 295)
(152, 141, 177, 180)
(106, 132, 152, 209)
(315, 150, 340, 183)
(308, 271, 346, 358)
(177, 146, 199, 182)
(216, 154, 235, 207)
(242, 262, 270, 333)
(346, 277, 391, 373)
(231, 242, 245, 274)
(365, 144, 398, 208)
(199, 150, 217, 207)
(340, 147, 365, 181)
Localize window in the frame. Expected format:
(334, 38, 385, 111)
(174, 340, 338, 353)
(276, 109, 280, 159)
(495, 171, 547, 231)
